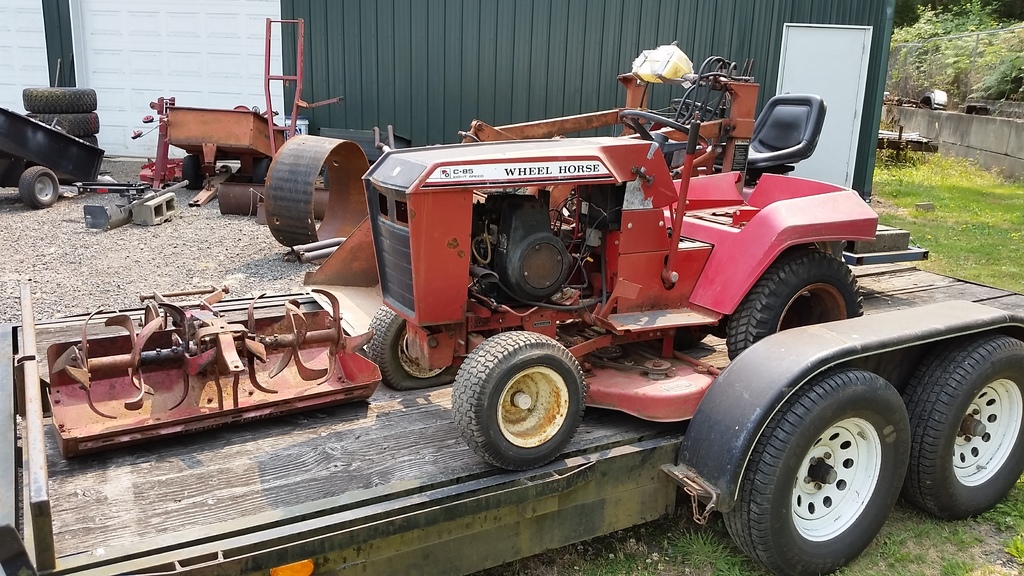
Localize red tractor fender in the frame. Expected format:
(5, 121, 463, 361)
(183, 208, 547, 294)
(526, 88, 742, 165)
(681, 176, 877, 315)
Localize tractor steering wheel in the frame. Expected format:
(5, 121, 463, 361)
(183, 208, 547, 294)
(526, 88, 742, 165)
(618, 109, 691, 142)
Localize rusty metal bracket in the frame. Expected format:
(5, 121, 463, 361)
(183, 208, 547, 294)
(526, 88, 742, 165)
(661, 463, 719, 525)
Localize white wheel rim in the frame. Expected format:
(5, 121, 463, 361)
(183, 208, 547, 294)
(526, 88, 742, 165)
(496, 366, 569, 448)
(34, 177, 55, 202)
(954, 378, 1023, 486)
(791, 417, 882, 541)
(397, 328, 445, 378)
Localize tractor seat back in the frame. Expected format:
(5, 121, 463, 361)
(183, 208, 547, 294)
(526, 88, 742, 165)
(746, 94, 826, 176)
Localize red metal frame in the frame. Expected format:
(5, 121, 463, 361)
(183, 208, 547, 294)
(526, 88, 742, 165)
(265, 18, 305, 155)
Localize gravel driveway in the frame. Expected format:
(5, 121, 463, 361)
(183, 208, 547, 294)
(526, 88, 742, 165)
(0, 159, 314, 324)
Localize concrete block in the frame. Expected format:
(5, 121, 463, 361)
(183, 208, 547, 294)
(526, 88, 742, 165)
(132, 192, 177, 226)
(967, 115, 1011, 155)
(850, 225, 912, 253)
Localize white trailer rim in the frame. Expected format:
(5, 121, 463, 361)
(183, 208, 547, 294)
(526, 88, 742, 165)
(497, 366, 569, 448)
(791, 416, 881, 541)
(955, 378, 1023, 486)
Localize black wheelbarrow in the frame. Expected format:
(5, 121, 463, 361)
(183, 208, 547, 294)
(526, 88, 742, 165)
(0, 106, 105, 209)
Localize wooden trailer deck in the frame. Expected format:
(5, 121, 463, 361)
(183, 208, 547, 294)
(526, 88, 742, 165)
(10, 263, 1024, 574)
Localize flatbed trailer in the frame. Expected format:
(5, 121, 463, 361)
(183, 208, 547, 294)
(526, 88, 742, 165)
(5, 264, 1024, 576)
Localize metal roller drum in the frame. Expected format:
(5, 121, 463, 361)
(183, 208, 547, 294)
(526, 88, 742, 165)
(264, 135, 370, 247)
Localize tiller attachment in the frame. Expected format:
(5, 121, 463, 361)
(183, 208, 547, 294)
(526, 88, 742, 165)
(46, 287, 380, 456)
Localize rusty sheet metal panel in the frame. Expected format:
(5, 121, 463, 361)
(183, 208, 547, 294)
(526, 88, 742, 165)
(281, 0, 893, 197)
(165, 107, 283, 158)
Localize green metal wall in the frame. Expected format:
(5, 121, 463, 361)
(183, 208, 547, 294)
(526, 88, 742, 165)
(281, 0, 894, 197)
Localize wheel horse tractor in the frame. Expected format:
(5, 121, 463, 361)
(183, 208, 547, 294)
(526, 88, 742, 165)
(363, 49, 872, 466)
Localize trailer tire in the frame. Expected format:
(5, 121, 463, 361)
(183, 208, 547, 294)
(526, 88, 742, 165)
(723, 368, 909, 576)
(452, 331, 586, 470)
(22, 87, 97, 114)
(26, 112, 100, 136)
(902, 334, 1024, 519)
(726, 249, 861, 359)
(79, 135, 99, 147)
(182, 154, 204, 190)
(19, 166, 61, 209)
(368, 306, 456, 391)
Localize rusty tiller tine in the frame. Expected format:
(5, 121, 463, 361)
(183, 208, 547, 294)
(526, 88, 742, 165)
(283, 299, 330, 382)
(268, 300, 305, 379)
(243, 293, 281, 393)
(123, 314, 164, 411)
(66, 308, 117, 419)
(142, 301, 165, 330)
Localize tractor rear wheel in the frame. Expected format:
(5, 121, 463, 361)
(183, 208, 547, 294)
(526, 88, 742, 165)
(368, 306, 456, 391)
(902, 334, 1024, 519)
(723, 368, 909, 576)
(452, 331, 586, 470)
(18, 166, 60, 209)
(726, 248, 861, 359)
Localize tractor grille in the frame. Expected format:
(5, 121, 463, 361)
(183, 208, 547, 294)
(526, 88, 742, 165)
(369, 185, 415, 315)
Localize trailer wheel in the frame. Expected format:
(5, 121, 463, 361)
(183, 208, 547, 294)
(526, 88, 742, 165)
(723, 368, 909, 576)
(726, 249, 861, 359)
(902, 334, 1024, 519)
(182, 154, 204, 190)
(18, 166, 60, 209)
(368, 306, 456, 391)
(22, 87, 97, 114)
(452, 331, 586, 470)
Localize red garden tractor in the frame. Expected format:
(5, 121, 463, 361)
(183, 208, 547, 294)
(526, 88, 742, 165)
(357, 53, 876, 470)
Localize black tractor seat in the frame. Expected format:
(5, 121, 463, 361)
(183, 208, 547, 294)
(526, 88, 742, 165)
(745, 93, 826, 184)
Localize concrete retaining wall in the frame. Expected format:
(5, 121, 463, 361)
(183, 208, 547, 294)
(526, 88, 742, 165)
(885, 105, 1024, 180)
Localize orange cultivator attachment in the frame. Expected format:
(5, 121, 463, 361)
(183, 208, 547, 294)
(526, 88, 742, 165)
(45, 287, 380, 456)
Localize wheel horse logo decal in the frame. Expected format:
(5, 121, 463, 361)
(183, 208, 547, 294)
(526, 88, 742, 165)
(423, 160, 612, 186)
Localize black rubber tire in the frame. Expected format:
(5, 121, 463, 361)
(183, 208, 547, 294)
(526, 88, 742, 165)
(368, 306, 457, 391)
(181, 154, 204, 190)
(26, 112, 100, 136)
(252, 157, 271, 185)
(452, 331, 587, 470)
(723, 368, 910, 576)
(673, 327, 707, 351)
(22, 87, 97, 114)
(726, 248, 862, 359)
(18, 166, 60, 209)
(902, 334, 1024, 519)
(79, 135, 99, 147)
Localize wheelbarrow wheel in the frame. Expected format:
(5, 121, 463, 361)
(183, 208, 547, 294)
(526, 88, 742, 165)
(18, 166, 60, 209)
(182, 155, 203, 190)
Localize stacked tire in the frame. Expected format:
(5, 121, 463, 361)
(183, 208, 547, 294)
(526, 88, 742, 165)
(22, 87, 100, 147)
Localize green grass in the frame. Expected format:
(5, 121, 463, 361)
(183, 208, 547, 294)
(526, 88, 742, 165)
(872, 153, 1024, 292)
(479, 154, 1024, 576)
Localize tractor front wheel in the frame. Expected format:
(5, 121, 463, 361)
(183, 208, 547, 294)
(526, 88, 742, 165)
(902, 334, 1024, 519)
(452, 331, 587, 470)
(726, 248, 861, 359)
(368, 306, 456, 391)
(724, 368, 909, 576)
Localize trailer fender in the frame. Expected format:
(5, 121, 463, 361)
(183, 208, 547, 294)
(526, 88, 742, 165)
(676, 300, 1024, 513)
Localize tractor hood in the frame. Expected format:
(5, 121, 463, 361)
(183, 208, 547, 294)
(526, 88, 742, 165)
(365, 137, 679, 207)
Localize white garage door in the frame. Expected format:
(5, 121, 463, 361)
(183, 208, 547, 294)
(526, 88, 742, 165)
(70, 0, 284, 156)
(0, 0, 51, 112)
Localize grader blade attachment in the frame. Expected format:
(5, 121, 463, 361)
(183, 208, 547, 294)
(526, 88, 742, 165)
(45, 288, 381, 457)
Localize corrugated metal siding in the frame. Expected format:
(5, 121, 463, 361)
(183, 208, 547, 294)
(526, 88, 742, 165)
(281, 0, 893, 196)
